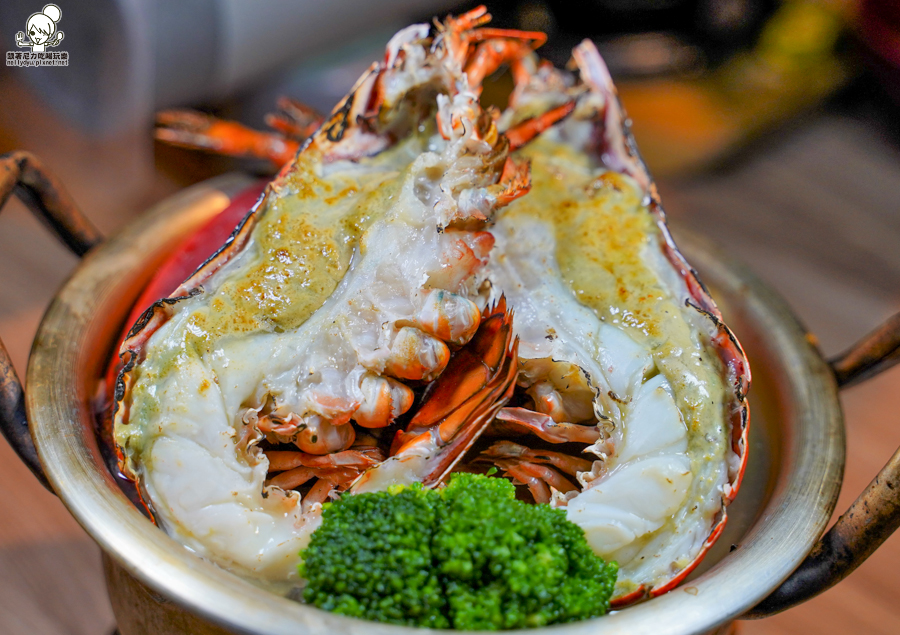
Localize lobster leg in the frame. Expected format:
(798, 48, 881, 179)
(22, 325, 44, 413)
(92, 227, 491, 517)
(264, 97, 323, 140)
(302, 479, 337, 512)
(442, 6, 545, 81)
(155, 110, 301, 166)
(477, 442, 583, 503)
(505, 101, 576, 151)
(481, 440, 594, 476)
(508, 461, 578, 495)
(350, 299, 518, 493)
(267, 466, 359, 490)
(465, 38, 541, 89)
(264, 448, 384, 472)
(506, 463, 551, 503)
(494, 407, 602, 444)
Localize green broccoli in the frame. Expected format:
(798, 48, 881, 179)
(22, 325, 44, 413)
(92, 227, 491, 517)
(299, 483, 450, 628)
(300, 473, 617, 630)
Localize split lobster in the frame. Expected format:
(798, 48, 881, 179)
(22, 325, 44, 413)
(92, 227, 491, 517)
(114, 6, 749, 605)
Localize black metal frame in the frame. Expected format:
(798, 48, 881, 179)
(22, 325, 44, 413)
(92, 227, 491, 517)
(0, 151, 102, 491)
(747, 321, 900, 616)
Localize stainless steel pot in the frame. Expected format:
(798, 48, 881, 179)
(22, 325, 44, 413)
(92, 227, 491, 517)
(2, 150, 900, 635)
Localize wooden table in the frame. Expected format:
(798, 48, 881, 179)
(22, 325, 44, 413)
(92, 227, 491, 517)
(1, 73, 899, 634)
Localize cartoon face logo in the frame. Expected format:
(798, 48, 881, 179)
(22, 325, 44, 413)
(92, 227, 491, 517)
(15, 4, 64, 52)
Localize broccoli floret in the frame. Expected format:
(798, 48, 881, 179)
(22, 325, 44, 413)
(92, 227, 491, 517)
(300, 474, 617, 630)
(299, 483, 450, 628)
(436, 473, 617, 629)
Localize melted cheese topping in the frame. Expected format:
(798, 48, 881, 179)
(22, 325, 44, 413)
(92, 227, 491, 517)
(488, 134, 730, 595)
(115, 137, 427, 581)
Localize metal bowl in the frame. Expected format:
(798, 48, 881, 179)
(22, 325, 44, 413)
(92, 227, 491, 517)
(3, 158, 899, 635)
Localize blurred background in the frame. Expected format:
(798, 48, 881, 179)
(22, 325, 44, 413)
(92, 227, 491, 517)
(1, 0, 900, 633)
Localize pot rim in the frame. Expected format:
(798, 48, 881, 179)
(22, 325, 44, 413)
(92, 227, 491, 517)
(25, 174, 844, 635)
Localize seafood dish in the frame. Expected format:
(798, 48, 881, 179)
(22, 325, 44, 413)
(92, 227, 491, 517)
(113, 7, 749, 607)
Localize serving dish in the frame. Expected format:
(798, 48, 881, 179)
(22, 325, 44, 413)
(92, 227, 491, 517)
(1, 139, 900, 633)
